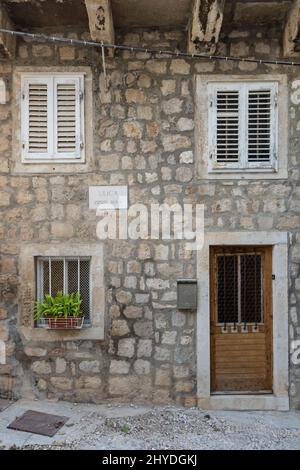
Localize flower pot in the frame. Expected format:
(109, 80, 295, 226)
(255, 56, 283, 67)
(44, 317, 84, 330)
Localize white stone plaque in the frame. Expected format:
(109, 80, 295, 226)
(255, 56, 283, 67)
(89, 186, 128, 210)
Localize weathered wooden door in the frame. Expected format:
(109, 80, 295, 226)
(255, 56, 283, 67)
(210, 246, 273, 393)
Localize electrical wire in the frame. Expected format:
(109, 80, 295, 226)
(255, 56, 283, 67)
(0, 27, 299, 67)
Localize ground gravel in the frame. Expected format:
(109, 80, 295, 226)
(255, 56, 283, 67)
(20, 405, 300, 450)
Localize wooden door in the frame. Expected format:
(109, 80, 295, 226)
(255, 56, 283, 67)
(210, 246, 273, 393)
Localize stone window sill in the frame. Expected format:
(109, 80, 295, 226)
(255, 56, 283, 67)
(204, 167, 288, 180)
(20, 325, 104, 342)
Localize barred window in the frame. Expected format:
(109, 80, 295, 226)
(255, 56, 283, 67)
(36, 257, 91, 321)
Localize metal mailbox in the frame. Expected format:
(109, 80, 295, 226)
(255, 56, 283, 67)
(177, 279, 197, 310)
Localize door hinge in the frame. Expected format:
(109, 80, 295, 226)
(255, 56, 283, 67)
(272, 274, 276, 280)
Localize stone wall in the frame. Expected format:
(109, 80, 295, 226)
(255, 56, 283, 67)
(0, 26, 299, 408)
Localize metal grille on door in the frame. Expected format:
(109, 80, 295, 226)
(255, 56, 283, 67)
(217, 253, 263, 333)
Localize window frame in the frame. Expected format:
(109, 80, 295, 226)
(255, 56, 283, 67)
(195, 74, 288, 180)
(18, 243, 105, 341)
(36, 256, 91, 325)
(21, 72, 85, 163)
(208, 81, 278, 173)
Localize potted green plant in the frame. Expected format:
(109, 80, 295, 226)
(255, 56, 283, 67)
(34, 291, 84, 329)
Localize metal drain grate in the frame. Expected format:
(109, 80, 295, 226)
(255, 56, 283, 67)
(7, 410, 69, 436)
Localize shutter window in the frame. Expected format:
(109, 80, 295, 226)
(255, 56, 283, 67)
(56, 83, 77, 153)
(247, 89, 272, 163)
(28, 82, 49, 154)
(54, 77, 81, 157)
(21, 74, 84, 161)
(208, 82, 277, 171)
(216, 90, 240, 163)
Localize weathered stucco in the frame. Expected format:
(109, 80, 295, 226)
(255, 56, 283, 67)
(0, 25, 299, 409)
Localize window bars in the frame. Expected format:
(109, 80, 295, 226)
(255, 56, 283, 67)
(37, 256, 91, 320)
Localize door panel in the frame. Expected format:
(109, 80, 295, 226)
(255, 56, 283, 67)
(210, 246, 273, 393)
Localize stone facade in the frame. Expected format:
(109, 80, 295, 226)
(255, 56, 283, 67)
(0, 26, 299, 408)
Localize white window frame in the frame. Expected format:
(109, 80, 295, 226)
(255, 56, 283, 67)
(195, 74, 288, 180)
(208, 81, 278, 173)
(21, 73, 85, 163)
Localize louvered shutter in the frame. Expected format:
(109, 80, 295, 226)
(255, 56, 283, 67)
(21, 74, 84, 161)
(208, 82, 277, 171)
(208, 83, 242, 170)
(247, 85, 277, 166)
(215, 90, 240, 163)
(54, 77, 82, 158)
(22, 76, 52, 159)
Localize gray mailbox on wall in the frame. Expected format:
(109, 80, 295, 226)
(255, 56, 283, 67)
(177, 279, 197, 310)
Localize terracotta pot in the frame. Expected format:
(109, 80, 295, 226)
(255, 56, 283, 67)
(45, 317, 84, 329)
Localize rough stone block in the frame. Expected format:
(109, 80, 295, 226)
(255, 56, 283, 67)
(110, 359, 130, 375)
(50, 377, 73, 391)
(111, 319, 130, 337)
(117, 338, 135, 358)
(31, 360, 52, 375)
(79, 360, 100, 373)
(134, 359, 151, 375)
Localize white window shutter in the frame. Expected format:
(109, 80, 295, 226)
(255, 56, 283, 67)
(247, 86, 274, 164)
(215, 89, 240, 163)
(21, 74, 84, 162)
(208, 81, 278, 172)
(208, 83, 242, 170)
(21, 76, 52, 160)
(54, 76, 83, 159)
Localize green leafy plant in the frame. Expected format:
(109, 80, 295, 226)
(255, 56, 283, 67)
(120, 424, 130, 434)
(34, 291, 83, 321)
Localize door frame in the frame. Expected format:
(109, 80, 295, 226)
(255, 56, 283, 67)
(196, 231, 289, 410)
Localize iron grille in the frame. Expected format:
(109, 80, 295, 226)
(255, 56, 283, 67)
(241, 254, 262, 323)
(37, 257, 91, 320)
(217, 253, 263, 326)
(217, 255, 238, 323)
